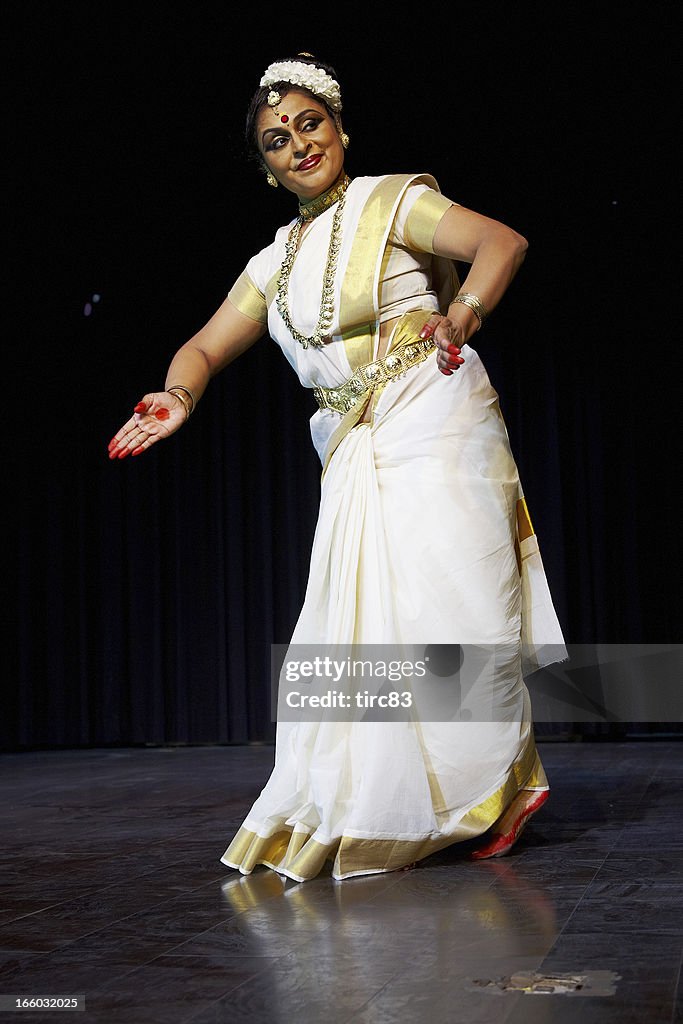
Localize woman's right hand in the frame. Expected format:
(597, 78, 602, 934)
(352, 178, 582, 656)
(419, 315, 466, 376)
(107, 391, 188, 459)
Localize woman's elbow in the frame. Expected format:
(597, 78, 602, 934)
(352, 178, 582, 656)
(509, 228, 529, 259)
(487, 225, 528, 264)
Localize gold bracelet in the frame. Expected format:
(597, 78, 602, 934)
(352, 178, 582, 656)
(167, 384, 196, 412)
(167, 387, 193, 419)
(452, 293, 489, 330)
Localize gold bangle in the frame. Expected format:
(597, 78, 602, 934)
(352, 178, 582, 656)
(167, 385, 195, 415)
(452, 293, 489, 330)
(167, 387, 192, 419)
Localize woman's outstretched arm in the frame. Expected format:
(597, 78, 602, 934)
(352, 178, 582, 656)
(108, 298, 266, 459)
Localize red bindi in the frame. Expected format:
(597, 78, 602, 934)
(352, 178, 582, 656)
(280, 114, 289, 123)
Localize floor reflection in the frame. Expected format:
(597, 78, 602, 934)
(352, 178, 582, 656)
(219, 858, 564, 962)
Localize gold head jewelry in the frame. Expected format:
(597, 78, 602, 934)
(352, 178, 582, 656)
(267, 89, 291, 125)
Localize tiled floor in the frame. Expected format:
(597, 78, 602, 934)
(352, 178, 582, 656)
(0, 741, 681, 1022)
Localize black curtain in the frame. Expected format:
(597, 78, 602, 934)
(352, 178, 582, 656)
(4, 3, 680, 750)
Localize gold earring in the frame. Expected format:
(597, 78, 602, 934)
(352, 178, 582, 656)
(266, 171, 279, 188)
(340, 132, 350, 149)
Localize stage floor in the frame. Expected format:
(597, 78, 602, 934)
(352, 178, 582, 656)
(1, 740, 681, 1022)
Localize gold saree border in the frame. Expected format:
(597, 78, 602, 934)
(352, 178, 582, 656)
(517, 496, 535, 542)
(221, 826, 331, 884)
(338, 175, 415, 372)
(220, 732, 547, 882)
(514, 496, 535, 574)
(337, 174, 458, 373)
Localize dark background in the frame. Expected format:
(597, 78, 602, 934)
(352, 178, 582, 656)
(4, 2, 679, 750)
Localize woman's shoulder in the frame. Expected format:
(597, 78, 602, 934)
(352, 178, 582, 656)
(350, 172, 436, 184)
(352, 172, 439, 184)
(350, 172, 442, 199)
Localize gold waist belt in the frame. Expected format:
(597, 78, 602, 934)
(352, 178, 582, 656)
(313, 336, 436, 414)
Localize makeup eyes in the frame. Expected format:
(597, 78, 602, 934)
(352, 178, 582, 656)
(266, 118, 322, 151)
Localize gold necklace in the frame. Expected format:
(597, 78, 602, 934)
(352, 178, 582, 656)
(298, 173, 351, 222)
(277, 177, 351, 350)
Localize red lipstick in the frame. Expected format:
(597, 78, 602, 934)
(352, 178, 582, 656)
(298, 154, 322, 171)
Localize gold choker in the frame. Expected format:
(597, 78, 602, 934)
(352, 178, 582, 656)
(298, 173, 351, 222)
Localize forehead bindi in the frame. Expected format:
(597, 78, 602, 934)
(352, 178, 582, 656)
(258, 92, 327, 130)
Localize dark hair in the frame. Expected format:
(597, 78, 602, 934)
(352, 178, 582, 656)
(245, 53, 341, 163)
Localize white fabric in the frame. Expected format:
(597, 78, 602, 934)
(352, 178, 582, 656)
(238, 363, 544, 868)
(223, 173, 566, 878)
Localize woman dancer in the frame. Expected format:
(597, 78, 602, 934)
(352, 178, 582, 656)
(108, 53, 566, 880)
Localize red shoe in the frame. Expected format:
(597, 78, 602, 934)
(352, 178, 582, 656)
(469, 790, 549, 860)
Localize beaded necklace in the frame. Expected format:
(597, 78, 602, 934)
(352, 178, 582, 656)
(276, 174, 351, 350)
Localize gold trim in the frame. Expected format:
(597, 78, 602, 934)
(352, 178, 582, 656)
(517, 496, 535, 542)
(333, 732, 540, 877)
(337, 174, 460, 375)
(221, 825, 293, 874)
(227, 270, 267, 323)
(514, 496, 535, 575)
(338, 175, 429, 370)
(404, 189, 455, 253)
(220, 732, 548, 881)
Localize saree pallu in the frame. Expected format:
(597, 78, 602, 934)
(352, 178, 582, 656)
(222, 318, 566, 881)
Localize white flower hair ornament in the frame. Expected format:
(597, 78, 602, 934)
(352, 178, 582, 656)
(260, 61, 342, 112)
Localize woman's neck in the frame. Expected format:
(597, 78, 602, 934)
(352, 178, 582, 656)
(298, 171, 350, 222)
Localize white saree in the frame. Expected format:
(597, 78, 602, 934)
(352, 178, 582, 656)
(222, 174, 567, 880)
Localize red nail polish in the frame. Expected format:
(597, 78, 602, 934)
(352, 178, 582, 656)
(134, 402, 147, 413)
(440, 368, 453, 376)
(108, 439, 117, 450)
(155, 407, 170, 420)
(117, 448, 130, 458)
(109, 449, 120, 459)
(447, 344, 461, 355)
(131, 446, 145, 456)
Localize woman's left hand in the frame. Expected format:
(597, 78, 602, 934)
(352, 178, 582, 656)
(419, 314, 465, 376)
